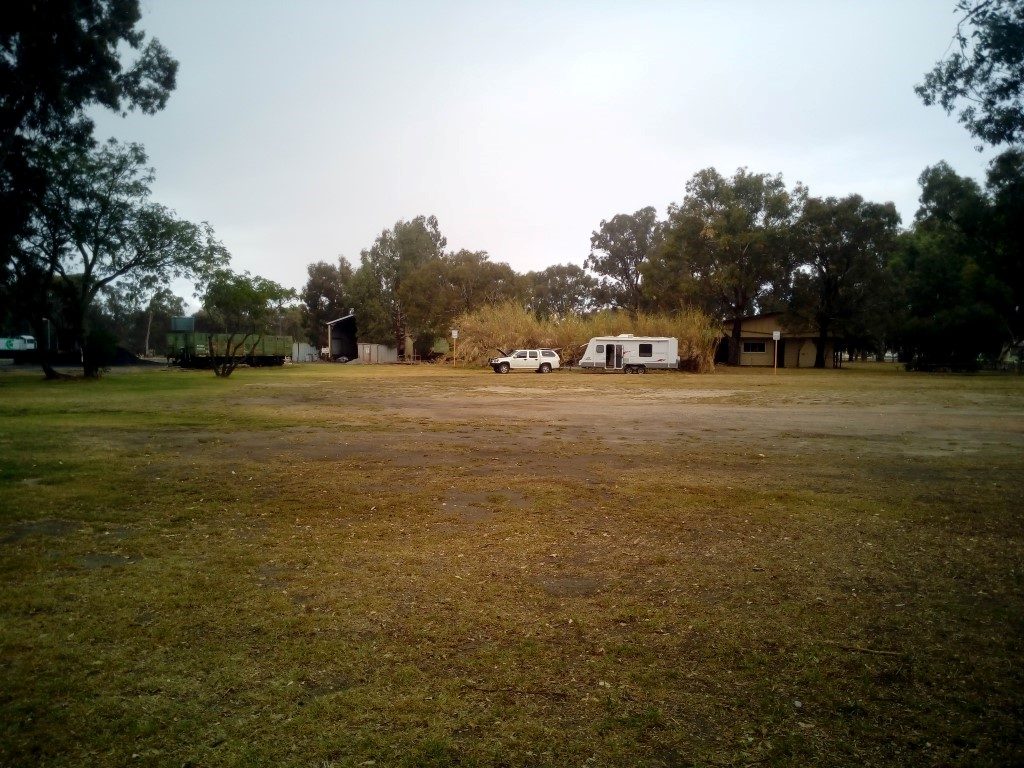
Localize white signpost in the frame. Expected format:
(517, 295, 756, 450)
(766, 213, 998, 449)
(772, 330, 781, 373)
(450, 329, 458, 367)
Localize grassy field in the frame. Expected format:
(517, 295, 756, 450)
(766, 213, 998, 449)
(1, 362, 1022, 767)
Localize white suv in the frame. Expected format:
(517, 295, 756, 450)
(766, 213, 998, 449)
(489, 348, 561, 374)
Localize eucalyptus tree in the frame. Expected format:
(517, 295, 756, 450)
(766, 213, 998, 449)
(586, 206, 662, 313)
(916, 0, 1024, 147)
(644, 168, 804, 365)
(891, 152, 1023, 368)
(301, 256, 355, 346)
(1, 0, 177, 279)
(352, 215, 447, 352)
(18, 140, 226, 376)
(788, 195, 901, 368)
(524, 263, 597, 319)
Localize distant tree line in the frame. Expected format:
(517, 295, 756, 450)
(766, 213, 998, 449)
(293, 148, 1020, 370)
(3, 0, 1020, 376)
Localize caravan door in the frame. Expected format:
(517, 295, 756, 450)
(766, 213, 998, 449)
(604, 343, 623, 370)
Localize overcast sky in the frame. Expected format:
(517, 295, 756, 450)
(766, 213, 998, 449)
(93, 0, 996, 293)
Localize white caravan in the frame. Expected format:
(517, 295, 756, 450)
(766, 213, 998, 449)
(578, 335, 679, 373)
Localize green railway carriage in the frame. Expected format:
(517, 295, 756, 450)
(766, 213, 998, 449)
(166, 332, 292, 368)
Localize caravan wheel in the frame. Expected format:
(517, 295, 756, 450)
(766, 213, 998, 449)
(636, 365, 647, 374)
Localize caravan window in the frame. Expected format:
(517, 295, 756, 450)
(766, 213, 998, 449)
(639, 343, 652, 358)
(595, 344, 604, 353)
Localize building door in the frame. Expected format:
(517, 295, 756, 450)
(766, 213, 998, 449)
(605, 343, 623, 369)
(777, 339, 786, 368)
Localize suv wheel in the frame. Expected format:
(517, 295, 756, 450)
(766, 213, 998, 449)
(497, 362, 510, 374)
(538, 363, 552, 373)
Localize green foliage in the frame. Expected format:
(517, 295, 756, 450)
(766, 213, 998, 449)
(891, 150, 1023, 368)
(1, 0, 177, 281)
(524, 263, 598, 319)
(301, 256, 354, 346)
(586, 206, 662, 313)
(101, 286, 186, 355)
(199, 269, 295, 377)
(787, 195, 901, 367)
(354, 215, 447, 352)
(916, 0, 1024, 147)
(15, 140, 228, 376)
(645, 168, 803, 364)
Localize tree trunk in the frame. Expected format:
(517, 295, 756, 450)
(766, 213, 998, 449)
(30, 317, 65, 380)
(814, 321, 828, 369)
(728, 315, 743, 366)
(143, 310, 154, 357)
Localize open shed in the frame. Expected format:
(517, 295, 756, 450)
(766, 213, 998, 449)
(325, 312, 358, 361)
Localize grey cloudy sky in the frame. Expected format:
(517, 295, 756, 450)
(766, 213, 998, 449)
(94, 0, 995, 292)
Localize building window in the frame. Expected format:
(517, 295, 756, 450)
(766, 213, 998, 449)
(743, 341, 767, 353)
(638, 343, 653, 358)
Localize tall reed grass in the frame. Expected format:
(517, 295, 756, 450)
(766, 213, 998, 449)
(452, 303, 721, 372)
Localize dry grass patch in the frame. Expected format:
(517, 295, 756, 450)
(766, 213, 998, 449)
(1, 363, 1022, 766)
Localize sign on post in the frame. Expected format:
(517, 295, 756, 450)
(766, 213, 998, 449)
(772, 330, 781, 372)
(450, 329, 458, 367)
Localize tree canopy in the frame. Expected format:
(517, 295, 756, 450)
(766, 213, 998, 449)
(1, 0, 178, 270)
(16, 141, 227, 376)
(788, 195, 901, 368)
(586, 206, 661, 313)
(200, 269, 294, 377)
(916, 0, 1024, 146)
(645, 168, 803, 365)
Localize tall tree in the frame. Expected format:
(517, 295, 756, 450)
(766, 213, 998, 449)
(396, 250, 522, 355)
(17, 140, 226, 376)
(586, 206, 661, 313)
(353, 215, 446, 353)
(1, 0, 177, 275)
(788, 195, 901, 368)
(891, 153, 1023, 367)
(645, 168, 803, 365)
(984, 148, 1024, 344)
(301, 256, 354, 347)
(524, 263, 597, 319)
(916, 0, 1024, 147)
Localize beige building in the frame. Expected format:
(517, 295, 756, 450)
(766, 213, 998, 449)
(719, 312, 837, 368)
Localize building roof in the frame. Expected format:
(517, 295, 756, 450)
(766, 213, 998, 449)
(325, 312, 355, 326)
